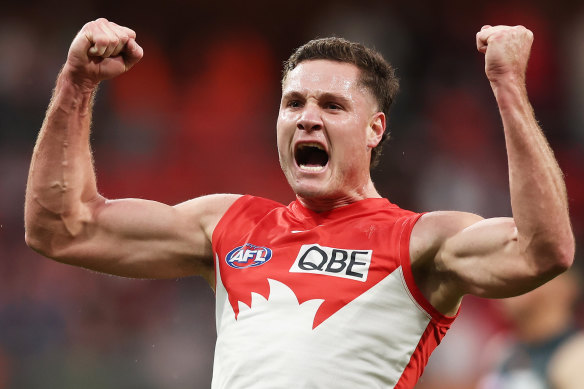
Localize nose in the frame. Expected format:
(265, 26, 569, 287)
(297, 103, 323, 132)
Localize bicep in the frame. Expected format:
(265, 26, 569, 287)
(51, 194, 240, 279)
(437, 215, 552, 298)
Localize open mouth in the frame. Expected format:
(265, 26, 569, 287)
(295, 142, 329, 172)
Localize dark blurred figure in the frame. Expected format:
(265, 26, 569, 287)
(479, 269, 584, 389)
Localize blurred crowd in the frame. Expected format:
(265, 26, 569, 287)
(0, 1, 582, 388)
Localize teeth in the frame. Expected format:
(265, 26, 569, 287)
(299, 142, 325, 151)
(299, 164, 325, 172)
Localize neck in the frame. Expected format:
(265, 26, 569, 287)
(296, 179, 381, 212)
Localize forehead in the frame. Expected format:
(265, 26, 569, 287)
(282, 59, 364, 96)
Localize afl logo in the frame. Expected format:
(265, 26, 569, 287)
(226, 243, 273, 269)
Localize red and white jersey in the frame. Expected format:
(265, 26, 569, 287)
(211, 195, 457, 388)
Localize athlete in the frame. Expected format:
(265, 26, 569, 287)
(24, 18, 574, 388)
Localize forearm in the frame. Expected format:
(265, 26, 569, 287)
(25, 71, 101, 252)
(494, 80, 574, 266)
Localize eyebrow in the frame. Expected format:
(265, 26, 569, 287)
(281, 91, 304, 102)
(281, 90, 352, 106)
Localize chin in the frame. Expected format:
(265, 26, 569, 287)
(281, 163, 338, 201)
(288, 179, 326, 199)
(291, 179, 340, 202)
(295, 188, 325, 200)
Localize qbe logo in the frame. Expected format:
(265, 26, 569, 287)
(225, 243, 273, 269)
(290, 244, 372, 282)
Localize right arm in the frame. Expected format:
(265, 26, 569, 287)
(24, 18, 238, 285)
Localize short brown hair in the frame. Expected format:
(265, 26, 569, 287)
(282, 37, 399, 168)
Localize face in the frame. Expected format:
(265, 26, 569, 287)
(277, 60, 385, 208)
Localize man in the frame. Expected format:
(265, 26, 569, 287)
(24, 19, 574, 388)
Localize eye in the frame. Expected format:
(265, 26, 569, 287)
(324, 102, 343, 110)
(286, 100, 303, 108)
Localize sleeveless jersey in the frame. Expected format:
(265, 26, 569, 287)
(211, 195, 457, 388)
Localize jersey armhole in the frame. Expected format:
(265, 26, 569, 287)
(399, 213, 459, 325)
(211, 195, 252, 292)
(211, 195, 284, 292)
(211, 195, 251, 250)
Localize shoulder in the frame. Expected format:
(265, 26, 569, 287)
(410, 211, 484, 266)
(174, 193, 243, 235)
(177, 194, 286, 236)
(406, 211, 486, 315)
(175, 193, 243, 215)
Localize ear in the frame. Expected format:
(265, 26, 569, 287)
(367, 112, 386, 148)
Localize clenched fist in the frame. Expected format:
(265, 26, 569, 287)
(63, 18, 143, 90)
(476, 25, 533, 85)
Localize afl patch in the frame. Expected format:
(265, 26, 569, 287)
(226, 243, 273, 269)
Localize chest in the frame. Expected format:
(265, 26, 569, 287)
(215, 212, 404, 328)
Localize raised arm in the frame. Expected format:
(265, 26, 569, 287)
(410, 26, 575, 315)
(24, 19, 238, 285)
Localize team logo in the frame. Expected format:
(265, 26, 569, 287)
(226, 243, 273, 269)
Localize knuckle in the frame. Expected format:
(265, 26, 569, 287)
(94, 35, 109, 45)
(82, 21, 96, 31)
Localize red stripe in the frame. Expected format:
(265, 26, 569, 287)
(399, 213, 458, 325)
(395, 213, 459, 387)
(394, 322, 447, 388)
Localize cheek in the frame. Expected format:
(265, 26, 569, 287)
(277, 111, 294, 131)
(276, 119, 292, 156)
(278, 109, 298, 125)
(333, 117, 369, 147)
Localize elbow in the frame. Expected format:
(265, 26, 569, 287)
(555, 237, 576, 272)
(24, 206, 56, 257)
(548, 251, 574, 277)
(24, 198, 99, 257)
(552, 232, 576, 271)
(24, 215, 75, 259)
(530, 235, 575, 277)
(25, 212, 43, 252)
(25, 226, 57, 258)
(25, 231, 49, 257)
(24, 200, 58, 257)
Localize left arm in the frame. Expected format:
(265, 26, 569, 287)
(411, 26, 575, 315)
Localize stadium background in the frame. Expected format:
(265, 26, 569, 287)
(0, 0, 583, 387)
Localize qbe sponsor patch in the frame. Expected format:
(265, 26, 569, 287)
(290, 244, 372, 281)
